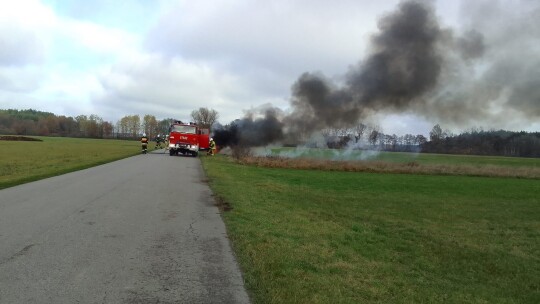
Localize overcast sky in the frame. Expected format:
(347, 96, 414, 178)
(0, 0, 538, 136)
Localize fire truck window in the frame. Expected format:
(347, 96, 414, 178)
(171, 125, 196, 134)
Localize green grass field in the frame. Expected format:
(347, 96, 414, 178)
(0, 136, 140, 189)
(201, 155, 540, 304)
(2, 138, 538, 303)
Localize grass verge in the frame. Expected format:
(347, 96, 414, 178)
(0, 136, 140, 189)
(201, 155, 540, 304)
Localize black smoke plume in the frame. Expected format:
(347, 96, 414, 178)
(217, 0, 539, 147)
(213, 107, 284, 147)
(456, 30, 485, 60)
(286, 0, 446, 141)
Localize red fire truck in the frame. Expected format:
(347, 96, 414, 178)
(168, 121, 210, 157)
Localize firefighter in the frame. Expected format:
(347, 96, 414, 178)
(208, 137, 216, 156)
(155, 134, 164, 149)
(141, 133, 149, 154)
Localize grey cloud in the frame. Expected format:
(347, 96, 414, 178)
(92, 54, 263, 123)
(0, 25, 45, 92)
(0, 67, 42, 92)
(0, 27, 45, 67)
(144, 1, 377, 79)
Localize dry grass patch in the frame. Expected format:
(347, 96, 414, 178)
(214, 195, 233, 212)
(0, 135, 42, 141)
(238, 156, 540, 179)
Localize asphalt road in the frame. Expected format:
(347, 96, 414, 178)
(0, 150, 250, 304)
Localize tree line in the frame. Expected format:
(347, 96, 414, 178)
(1, 109, 538, 157)
(0, 109, 172, 139)
(319, 123, 427, 152)
(314, 123, 427, 152)
(0, 108, 219, 140)
(423, 125, 540, 157)
(321, 123, 539, 158)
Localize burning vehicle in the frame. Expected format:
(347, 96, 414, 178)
(168, 121, 210, 157)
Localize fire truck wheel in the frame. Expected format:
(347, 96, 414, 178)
(169, 150, 174, 156)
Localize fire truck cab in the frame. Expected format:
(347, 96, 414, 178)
(168, 121, 210, 157)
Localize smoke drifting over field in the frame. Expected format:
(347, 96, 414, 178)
(213, 106, 284, 147)
(215, 0, 540, 148)
(287, 0, 445, 134)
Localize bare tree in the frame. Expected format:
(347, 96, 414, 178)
(355, 123, 367, 143)
(87, 114, 103, 138)
(119, 115, 141, 138)
(429, 124, 443, 142)
(158, 118, 174, 135)
(117, 116, 129, 137)
(143, 114, 158, 139)
(369, 130, 380, 146)
(75, 115, 88, 137)
(130, 115, 141, 138)
(190, 107, 219, 130)
(102, 121, 113, 138)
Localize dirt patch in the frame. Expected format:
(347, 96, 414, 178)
(214, 196, 233, 212)
(0, 136, 42, 141)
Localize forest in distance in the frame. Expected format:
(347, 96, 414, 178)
(0, 109, 172, 140)
(1, 109, 539, 158)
